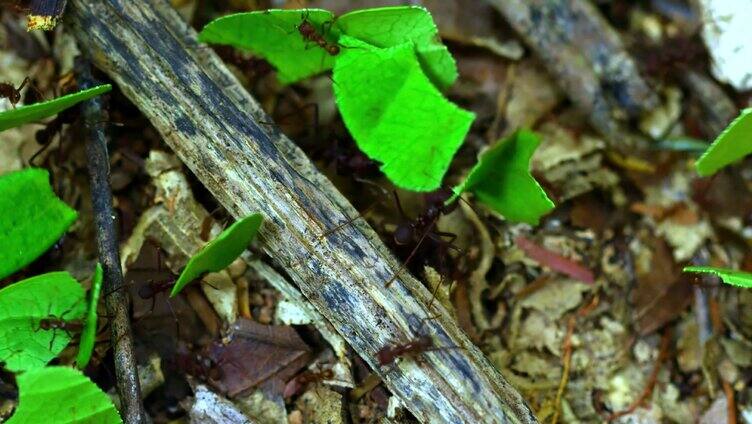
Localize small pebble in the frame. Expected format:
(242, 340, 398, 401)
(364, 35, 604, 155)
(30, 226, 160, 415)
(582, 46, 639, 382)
(287, 410, 303, 424)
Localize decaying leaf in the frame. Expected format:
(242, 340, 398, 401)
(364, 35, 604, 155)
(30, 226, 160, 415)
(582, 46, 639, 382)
(205, 318, 312, 398)
(532, 121, 621, 202)
(631, 235, 692, 335)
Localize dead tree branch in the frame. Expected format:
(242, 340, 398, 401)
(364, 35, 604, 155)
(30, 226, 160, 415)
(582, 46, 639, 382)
(66, 1, 537, 422)
(485, 0, 657, 148)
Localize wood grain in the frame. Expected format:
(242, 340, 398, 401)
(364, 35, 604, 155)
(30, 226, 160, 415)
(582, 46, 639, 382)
(66, 1, 537, 422)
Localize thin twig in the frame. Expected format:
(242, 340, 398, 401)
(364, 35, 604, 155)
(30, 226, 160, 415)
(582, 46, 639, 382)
(76, 58, 146, 424)
(551, 316, 575, 424)
(723, 380, 737, 424)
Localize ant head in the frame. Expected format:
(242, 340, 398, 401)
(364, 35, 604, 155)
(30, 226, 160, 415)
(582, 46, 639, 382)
(38, 319, 53, 330)
(394, 224, 413, 245)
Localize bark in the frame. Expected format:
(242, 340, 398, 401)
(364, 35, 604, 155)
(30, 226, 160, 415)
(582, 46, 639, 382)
(485, 0, 657, 148)
(66, 0, 536, 423)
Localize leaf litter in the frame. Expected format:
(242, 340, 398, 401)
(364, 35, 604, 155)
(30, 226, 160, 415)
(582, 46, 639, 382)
(4, 0, 752, 423)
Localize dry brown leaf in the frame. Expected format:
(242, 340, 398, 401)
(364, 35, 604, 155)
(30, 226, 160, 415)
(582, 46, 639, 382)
(206, 318, 312, 397)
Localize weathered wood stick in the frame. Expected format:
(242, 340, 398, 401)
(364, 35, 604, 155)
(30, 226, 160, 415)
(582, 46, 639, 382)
(66, 1, 537, 422)
(485, 0, 657, 148)
(77, 58, 146, 423)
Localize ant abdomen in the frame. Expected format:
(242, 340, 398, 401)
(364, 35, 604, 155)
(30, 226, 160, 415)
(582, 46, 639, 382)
(394, 224, 413, 245)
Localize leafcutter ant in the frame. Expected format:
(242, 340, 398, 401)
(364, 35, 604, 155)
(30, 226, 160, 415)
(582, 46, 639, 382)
(385, 188, 462, 288)
(0, 77, 30, 109)
(283, 366, 335, 398)
(297, 10, 340, 56)
(29, 106, 80, 166)
(32, 303, 84, 350)
(376, 335, 434, 367)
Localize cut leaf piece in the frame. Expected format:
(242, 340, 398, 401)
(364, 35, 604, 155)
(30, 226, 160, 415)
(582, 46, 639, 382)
(695, 108, 752, 176)
(171, 214, 263, 296)
(683, 266, 752, 288)
(336, 6, 457, 89)
(453, 130, 554, 225)
(0, 272, 85, 372)
(198, 9, 338, 84)
(0, 168, 77, 279)
(76, 263, 103, 369)
(0, 84, 111, 132)
(333, 36, 474, 191)
(7, 366, 122, 424)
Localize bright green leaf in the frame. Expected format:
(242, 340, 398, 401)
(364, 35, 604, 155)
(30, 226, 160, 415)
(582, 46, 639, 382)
(453, 130, 554, 225)
(695, 108, 752, 176)
(7, 366, 122, 424)
(198, 9, 338, 84)
(76, 263, 103, 369)
(683, 266, 752, 288)
(0, 84, 111, 132)
(333, 36, 474, 191)
(0, 272, 85, 372)
(336, 6, 457, 89)
(0, 168, 77, 279)
(171, 214, 263, 297)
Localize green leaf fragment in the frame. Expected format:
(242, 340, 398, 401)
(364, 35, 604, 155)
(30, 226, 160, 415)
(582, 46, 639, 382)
(171, 213, 263, 297)
(7, 366, 122, 424)
(683, 266, 752, 289)
(199, 10, 338, 84)
(695, 108, 752, 176)
(0, 84, 111, 132)
(76, 263, 103, 369)
(335, 6, 457, 89)
(0, 272, 85, 372)
(333, 36, 474, 191)
(453, 130, 554, 225)
(0, 168, 77, 279)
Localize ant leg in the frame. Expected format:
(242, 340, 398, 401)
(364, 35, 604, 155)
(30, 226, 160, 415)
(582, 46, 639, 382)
(426, 273, 444, 311)
(27, 78, 46, 103)
(165, 298, 181, 339)
(317, 202, 377, 240)
(392, 190, 410, 221)
(29, 138, 56, 167)
(17, 77, 29, 92)
(427, 231, 463, 254)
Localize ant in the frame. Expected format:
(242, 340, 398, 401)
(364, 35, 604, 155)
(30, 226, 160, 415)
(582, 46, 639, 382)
(297, 11, 340, 56)
(32, 304, 85, 350)
(29, 107, 80, 166)
(284, 366, 335, 398)
(0, 77, 30, 108)
(376, 335, 435, 367)
(386, 188, 462, 288)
